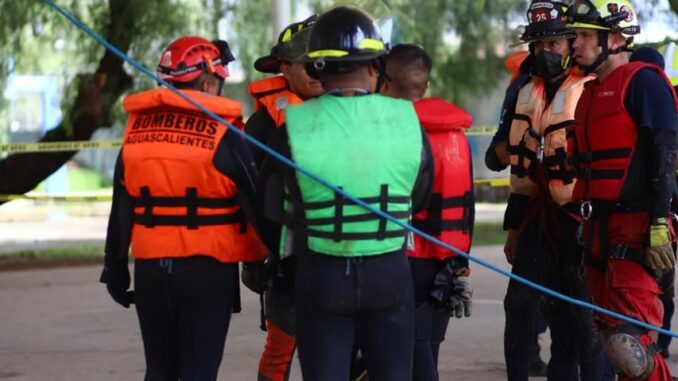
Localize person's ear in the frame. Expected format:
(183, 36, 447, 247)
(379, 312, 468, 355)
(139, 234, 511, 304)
(279, 62, 291, 79)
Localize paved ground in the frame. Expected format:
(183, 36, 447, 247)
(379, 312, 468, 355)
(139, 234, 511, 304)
(2, 245, 678, 380)
(2, 204, 678, 380)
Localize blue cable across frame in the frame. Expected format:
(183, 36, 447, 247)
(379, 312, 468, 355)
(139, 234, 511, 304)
(42, 0, 678, 338)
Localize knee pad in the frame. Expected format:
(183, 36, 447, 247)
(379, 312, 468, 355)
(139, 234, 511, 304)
(601, 325, 656, 380)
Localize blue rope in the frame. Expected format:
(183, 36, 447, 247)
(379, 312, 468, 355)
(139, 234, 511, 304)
(43, 0, 678, 338)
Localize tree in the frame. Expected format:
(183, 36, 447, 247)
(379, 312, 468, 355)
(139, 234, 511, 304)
(0, 0, 270, 203)
(1, 0, 676, 203)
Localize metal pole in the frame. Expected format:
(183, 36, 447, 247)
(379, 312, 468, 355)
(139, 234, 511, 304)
(271, 0, 291, 39)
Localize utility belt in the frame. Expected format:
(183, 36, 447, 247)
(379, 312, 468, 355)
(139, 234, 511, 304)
(576, 199, 652, 274)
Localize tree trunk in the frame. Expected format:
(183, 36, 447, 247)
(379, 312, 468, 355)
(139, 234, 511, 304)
(0, 0, 138, 203)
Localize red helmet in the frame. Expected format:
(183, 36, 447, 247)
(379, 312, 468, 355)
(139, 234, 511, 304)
(157, 36, 233, 83)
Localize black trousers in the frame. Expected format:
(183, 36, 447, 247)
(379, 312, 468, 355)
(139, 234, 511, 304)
(409, 258, 450, 381)
(295, 250, 414, 381)
(134, 256, 237, 381)
(504, 214, 614, 381)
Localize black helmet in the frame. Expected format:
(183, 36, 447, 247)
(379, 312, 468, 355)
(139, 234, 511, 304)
(520, 0, 574, 43)
(254, 14, 317, 74)
(304, 6, 387, 65)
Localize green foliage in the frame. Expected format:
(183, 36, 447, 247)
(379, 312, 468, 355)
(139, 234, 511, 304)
(229, 0, 274, 84)
(391, 0, 525, 104)
(1, 0, 677, 131)
(308, 0, 526, 103)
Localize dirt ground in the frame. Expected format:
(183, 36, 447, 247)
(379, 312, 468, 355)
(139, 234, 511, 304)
(1, 245, 678, 380)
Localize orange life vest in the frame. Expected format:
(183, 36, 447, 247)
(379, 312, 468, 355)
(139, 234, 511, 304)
(247, 76, 303, 127)
(121, 88, 267, 263)
(508, 71, 595, 205)
(408, 97, 474, 260)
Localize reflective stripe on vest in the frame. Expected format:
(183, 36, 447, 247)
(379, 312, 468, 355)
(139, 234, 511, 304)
(122, 88, 266, 263)
(571, 62, 677, 201)
(409, 97, 474, 260)
(247, 76, 303, 127)
(660, 43, 678, 86)
(286, 94, 422, 257)
(508, 73, 594, 204)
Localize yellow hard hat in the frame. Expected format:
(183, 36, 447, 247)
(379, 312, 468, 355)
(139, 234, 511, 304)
(567, 0, 640, 42)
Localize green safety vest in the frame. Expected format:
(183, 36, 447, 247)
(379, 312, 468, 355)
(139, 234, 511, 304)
(285, 94, 422, 257)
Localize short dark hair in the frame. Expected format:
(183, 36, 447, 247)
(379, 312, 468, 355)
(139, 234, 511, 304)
(388, 43, 432, 74)
(385, 44, 432, 99)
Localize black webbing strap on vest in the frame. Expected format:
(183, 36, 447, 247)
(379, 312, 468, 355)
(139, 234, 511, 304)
(581, 200, 652, 274)
(544, 147, 575, 184)
(542, 119, 573, 137)
(541, 120, 576, 184)
(412, 191, 472, 235)
(570, 148, 631, 180)
(133, 186, 244, 230)
(302, 184, 410, 241)
(508, 114, 540, 179)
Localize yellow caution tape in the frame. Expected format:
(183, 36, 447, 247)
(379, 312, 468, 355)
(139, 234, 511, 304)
(0, 126, 500, 154)
(466, 126, 498, 136)
(0, 194, 112, 202)
(0, 140, 122, 153)
(473, 178, 510, 187)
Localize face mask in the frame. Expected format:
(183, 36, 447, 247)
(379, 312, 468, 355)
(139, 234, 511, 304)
(532, 50, 568, 80)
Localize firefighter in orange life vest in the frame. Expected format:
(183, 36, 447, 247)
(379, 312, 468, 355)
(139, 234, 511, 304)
(244, 14, 322, 168)
(100, 36, 267, 380)
(240, 15, 324, 381)
(567, 0, 678, 379)
(487, 1, 615, 380)
(380, 43, 474, 381)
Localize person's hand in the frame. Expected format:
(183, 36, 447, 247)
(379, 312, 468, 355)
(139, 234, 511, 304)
(430, 258, 473, 318)
(241, 260, 270, 294)
(646, 224, 675, 270)
(101, 262, 134, 308)
(504, 229, 519, 264)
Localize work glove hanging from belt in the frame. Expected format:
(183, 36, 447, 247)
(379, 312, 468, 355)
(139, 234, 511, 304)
(646, 223, 676, 271)
(241, 260, 270, 294)
(430, 258, 473, 318)
(100, 259, 134, 308)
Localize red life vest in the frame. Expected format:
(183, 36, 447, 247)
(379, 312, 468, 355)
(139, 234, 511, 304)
(121, 88, 267, 263)
(408, 97, 474, 260)
(571, 62, 678, 201)
(247, 76, 303, 127)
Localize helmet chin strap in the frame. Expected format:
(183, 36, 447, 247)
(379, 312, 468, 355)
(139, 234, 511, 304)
(580, 30, 609, 75)
(580, 30, 632, 75)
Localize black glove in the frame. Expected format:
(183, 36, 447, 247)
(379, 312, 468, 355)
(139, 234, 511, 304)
(100, 260, 134, 308)
(241, 260, 270, 294)
(430, 258, 473, 318)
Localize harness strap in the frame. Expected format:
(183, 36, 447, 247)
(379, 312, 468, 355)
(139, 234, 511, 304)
(543, 119, 574, 137)
(581, 201, 653, 274)
(134, 211, 244, 228)
(412, 192, 473, 235)
(133, 186, 243, 230)
(302, 184, 411, 242)
(509, 113, 542, 178)
(545, 147, 575, 184)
